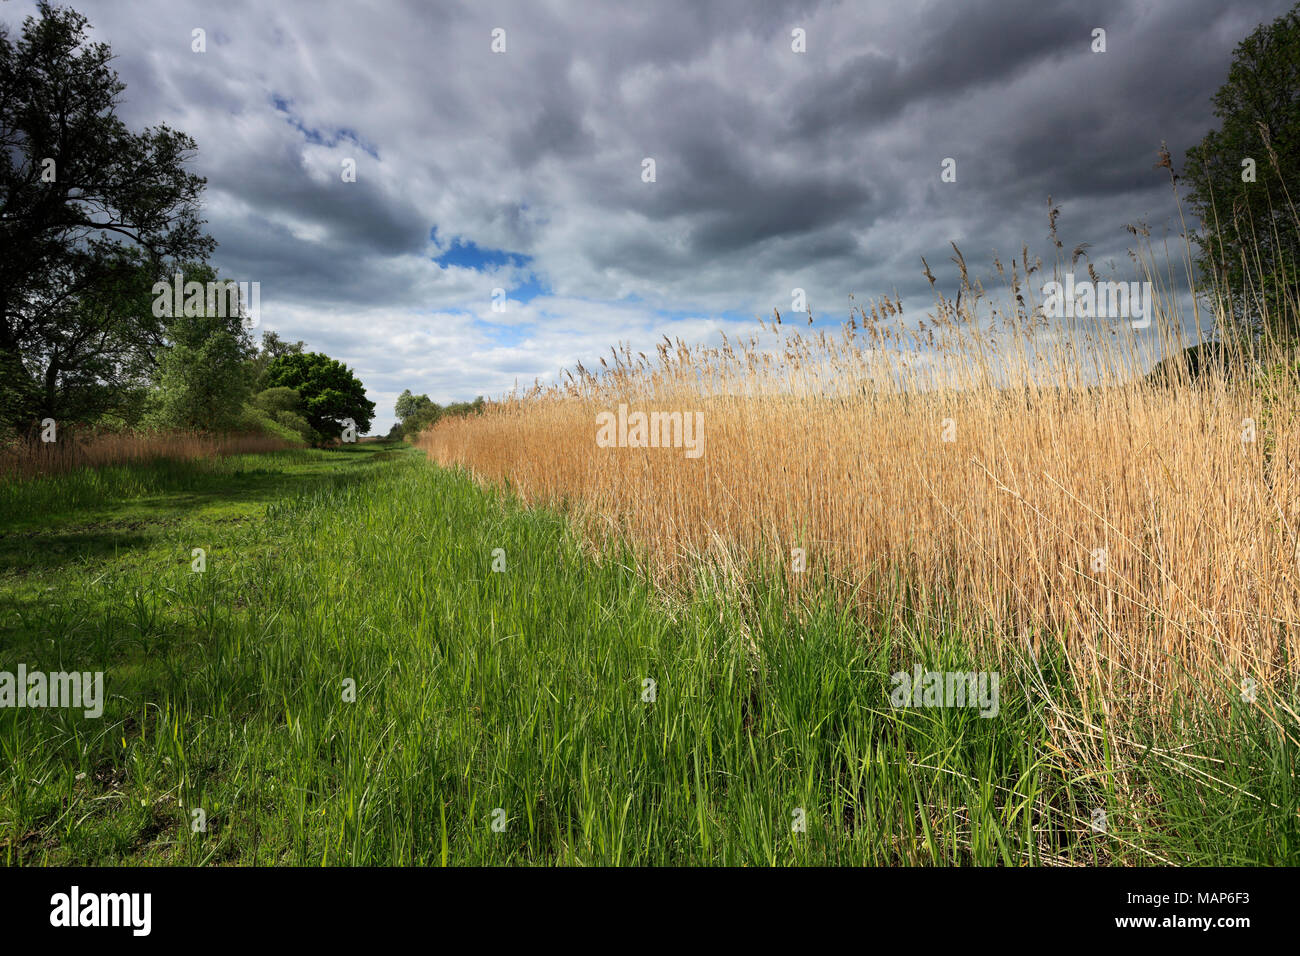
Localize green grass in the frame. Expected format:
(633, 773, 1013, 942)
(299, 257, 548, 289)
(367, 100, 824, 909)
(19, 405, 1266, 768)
(0, 443, 1295, 865)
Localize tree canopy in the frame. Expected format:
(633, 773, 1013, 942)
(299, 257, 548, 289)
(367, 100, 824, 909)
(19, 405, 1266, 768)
(263, 352, 375, 441)
(1183, 2, 1300, 340)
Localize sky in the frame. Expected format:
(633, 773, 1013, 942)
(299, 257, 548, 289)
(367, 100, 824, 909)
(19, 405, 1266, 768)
(5, 0, 1294, 432)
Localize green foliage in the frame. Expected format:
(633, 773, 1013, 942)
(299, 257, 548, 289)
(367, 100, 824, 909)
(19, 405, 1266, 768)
(390, 390, 484, 440)
(397, 404, 440, 438)
(1183, 2, 1300, 338)
(248, 331, 306, 392)
(0, 2, 215, 432)
(233, 404, 306, 445)
(273, 410, 315, 442)
(251, 386, 318, 443)
(394, 389, 434, 422)
(147, 334, 251, 431)
(444, 396, 486, 418)
(254, 386, 303, 417)
(144, 264, 255, 431)
(263, 351, 375, 441)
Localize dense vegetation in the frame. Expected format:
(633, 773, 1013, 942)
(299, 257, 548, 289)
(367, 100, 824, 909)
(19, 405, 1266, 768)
(1, 444, 1293, 865)
(386, 390, 486, 441)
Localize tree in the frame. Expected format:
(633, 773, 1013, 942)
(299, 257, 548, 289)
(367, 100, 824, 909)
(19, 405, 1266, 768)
(14, 249, 164, 428)
(394, 389, 434, 423)
(392, 388, 444, 439)
(1183, 2, 1300, 339)
(146, 265, 255, 431)
(0, 2, 214, 433)
(263, 352, 375, 441)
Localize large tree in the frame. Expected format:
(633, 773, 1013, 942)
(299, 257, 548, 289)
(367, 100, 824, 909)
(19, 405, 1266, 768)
(1183, 2, 1300, 340)
(0, 2, 214, 432)
(394, 388, 435, 423)
(263, 352, 375, 442)
(146, 264, 256, 432)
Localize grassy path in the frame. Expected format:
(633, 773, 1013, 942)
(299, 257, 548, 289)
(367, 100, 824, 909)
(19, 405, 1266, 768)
(0, 444, 1294, 865)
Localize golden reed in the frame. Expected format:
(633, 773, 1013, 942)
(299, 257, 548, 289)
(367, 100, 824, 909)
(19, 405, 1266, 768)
(1, 431, 294, 480)
(420, 253, 1300, 705)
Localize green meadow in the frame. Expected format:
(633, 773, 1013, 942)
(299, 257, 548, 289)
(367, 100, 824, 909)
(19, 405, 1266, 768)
(0, 445, 1295, 865)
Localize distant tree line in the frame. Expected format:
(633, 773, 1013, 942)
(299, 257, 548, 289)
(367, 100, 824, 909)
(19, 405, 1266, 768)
(387, 390, 485, 440)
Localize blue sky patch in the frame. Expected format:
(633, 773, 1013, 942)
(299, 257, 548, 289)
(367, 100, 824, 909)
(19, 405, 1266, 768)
(271, 95, 380, 158)
(433, 234, 531, 272)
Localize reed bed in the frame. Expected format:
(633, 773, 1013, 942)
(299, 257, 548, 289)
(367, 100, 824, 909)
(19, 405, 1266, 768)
(0, 430, 295, 480)
(420, 254, 1300, 707)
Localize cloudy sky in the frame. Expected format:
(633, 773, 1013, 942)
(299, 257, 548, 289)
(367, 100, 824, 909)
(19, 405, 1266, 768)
(6, 0, 1292, 431)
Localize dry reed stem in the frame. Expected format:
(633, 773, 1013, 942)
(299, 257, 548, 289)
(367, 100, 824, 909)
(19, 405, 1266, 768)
(420, 291, 1300, 704)
(1, 431, 296, 480)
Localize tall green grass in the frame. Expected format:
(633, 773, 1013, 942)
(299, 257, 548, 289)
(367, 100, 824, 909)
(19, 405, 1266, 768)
(0, 446, 1295, 864)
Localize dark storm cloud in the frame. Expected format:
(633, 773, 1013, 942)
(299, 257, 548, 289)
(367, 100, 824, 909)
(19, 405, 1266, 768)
(625, 121, 875, 255)
(793, 0, 1128, 139)
(508, 97, 595, 164)
(213, 147, 427, 257)
(4, 0, 1294, 429)
(685, 175, 872, 255)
